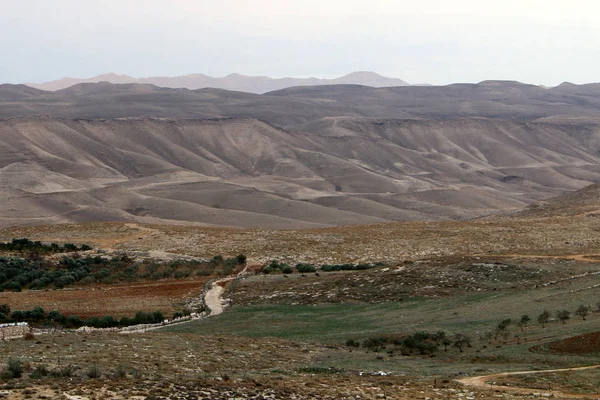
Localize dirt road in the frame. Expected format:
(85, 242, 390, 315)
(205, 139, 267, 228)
(458, 364, 600, 399)
(204, 280, 227, 316)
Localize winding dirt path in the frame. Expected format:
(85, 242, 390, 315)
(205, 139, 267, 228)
(204, 280, 227, 316)
(458, 364, 600, 399)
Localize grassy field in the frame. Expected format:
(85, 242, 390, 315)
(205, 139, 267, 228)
(494, 368, 600, 394)
(164, 280, 600, 376)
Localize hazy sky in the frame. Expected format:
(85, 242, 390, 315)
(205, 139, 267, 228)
(2, 0, 599, 85)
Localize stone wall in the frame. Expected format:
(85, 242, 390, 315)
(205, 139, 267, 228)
(0, 323, 29, 340)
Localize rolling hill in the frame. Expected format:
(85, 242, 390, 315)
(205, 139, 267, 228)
(3, 80, 600, 127)
(1, 116, 600, 228)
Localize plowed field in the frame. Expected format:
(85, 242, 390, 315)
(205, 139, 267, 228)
(0, 278, 207, 318)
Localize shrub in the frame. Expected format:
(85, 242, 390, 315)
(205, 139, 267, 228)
(50, 364, 76, 378)
(282, 266, 294, 274)
(296, 264, 316, 273)
(297, 367, 343, 374)
(172, 311, 184, 319)
(2, 358, 23, 379)
(66, 315, 83, 328)
(363, 337, 388, 349)
(113, 364, 127, 379)
(30, 364, 49, 379)
(87, 365, 101, 379)
(262, 266, 273, 274)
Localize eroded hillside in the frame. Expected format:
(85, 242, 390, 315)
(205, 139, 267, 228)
(1, 117, 600, 227)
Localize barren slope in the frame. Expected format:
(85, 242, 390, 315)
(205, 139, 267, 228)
(3, 80, 600, 126)
(1, 117, 600, 227)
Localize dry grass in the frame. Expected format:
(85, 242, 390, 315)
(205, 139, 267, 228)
(0, 331, 519, 400)
(1, 216, 600, 266)
(493, 368, 600, 395)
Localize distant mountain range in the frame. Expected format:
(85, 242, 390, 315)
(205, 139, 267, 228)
(2, 79, 600, 228)
(25, 71, 410, 93)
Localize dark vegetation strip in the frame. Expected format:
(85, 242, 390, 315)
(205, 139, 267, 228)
(262, 260, 384, 274)
(0, 304, 178, 329)
(0, 239, 247, 292)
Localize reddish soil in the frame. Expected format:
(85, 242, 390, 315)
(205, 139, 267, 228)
(541, 331, 600, 354)
(0, 278, 208, 318)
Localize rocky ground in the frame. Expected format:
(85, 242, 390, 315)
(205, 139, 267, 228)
(229, 257, 569, 305)
(2, 215, 600, 266)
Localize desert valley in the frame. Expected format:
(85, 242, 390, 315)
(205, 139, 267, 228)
(0, 69, 598, 400)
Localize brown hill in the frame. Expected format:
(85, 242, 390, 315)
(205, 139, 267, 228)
(508, 183, 600, 218)
(3, 80, 600, 126)
(1, 116, 600, 228)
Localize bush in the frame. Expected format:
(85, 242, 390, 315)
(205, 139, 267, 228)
(50, 364, 76, 378)
(113, 364, 127, 379)
(297, 367, 343, 374)
(87, 365, 101, 379)
(296, 264, 316, 273)
(282, 266, 294, 274)
(30, 364, 49, 379)
(173, 311, 184, 319)
(363, 337, 388, 349)
(262, 266, 273, 275)
(2, 358, 23, 379)
(66, 315, 83, 328)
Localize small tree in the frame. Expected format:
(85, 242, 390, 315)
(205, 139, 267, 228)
(236, 254, 247, 265)
(494, 318, 512, 340)
(517, 315, 531, 332)
(0, 304, 10, 315)
(557, 310, 570, 324)
(30, 306, 46, 322)
(575, 305, 590, 320)
(453, 334, 471, 353)
(441, 338, 452, 352)
(537, 310, 550, 328)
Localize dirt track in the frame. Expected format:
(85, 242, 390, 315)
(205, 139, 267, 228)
(458, 365, 600, 399)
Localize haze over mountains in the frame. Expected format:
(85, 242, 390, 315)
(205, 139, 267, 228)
(25, 71, 410, 94)
(1, 79, 600, 228)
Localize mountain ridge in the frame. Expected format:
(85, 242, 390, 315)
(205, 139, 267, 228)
(25, 71, 410, 93)
(5, 80, 600, 126)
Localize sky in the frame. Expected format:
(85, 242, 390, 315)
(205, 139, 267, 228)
(1, 0, 599, 86)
